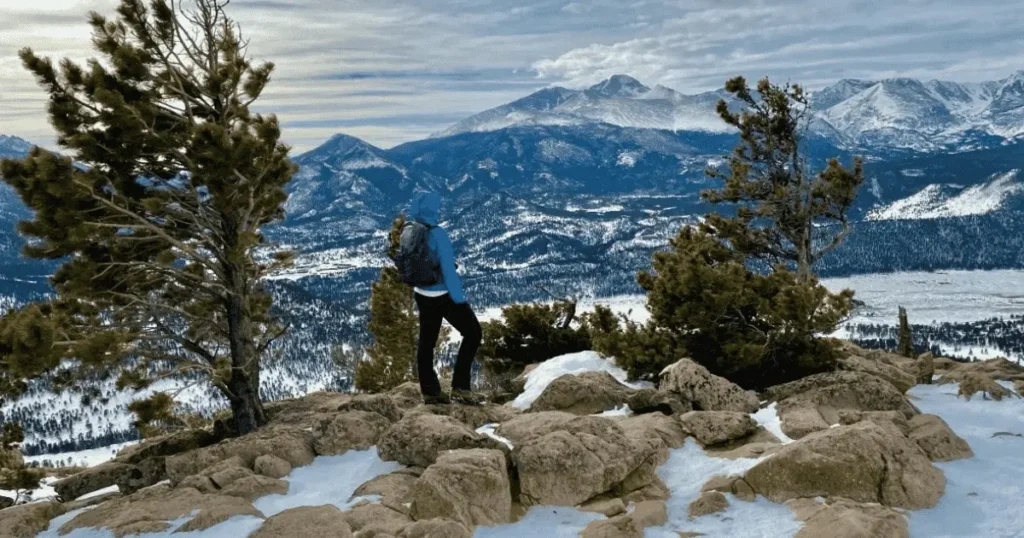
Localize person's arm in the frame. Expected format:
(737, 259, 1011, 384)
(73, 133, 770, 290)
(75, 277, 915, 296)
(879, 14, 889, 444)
(434, 228, 466, 304)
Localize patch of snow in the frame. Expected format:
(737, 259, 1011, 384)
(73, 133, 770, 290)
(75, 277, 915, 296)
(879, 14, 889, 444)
(254, 449, 400, 517)
(650, 439, 802, 537)
(26, 442, 138, 468)
(907, 382, 1024, 537)
(476, 424, 514, 449)
(751, 403, 794, 444)
(616, 151, 639, 168)
(475, 506, 603, 537)
(510, 351, 651, 410)
(76, 485, 120, 501)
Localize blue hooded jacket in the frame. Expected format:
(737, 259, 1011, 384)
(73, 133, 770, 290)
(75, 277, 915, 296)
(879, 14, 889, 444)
(408, 193, 467, 304)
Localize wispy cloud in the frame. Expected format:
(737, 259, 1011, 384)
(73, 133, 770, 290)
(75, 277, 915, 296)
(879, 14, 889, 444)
(1, 0, 1022, 152)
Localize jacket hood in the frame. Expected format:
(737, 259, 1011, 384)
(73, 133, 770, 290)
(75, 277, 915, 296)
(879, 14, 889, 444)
(409, 192, 441, 226)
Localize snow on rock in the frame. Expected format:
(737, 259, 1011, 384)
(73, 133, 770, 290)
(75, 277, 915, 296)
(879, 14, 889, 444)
(867, 170, 1021, 221)
(510, 351, 648, 410)
(906, 382, 1024, 538)
(253, 449, 401, 517)
(751, 403, 794, 444)
(476, 424, 514, 449)
(647, 440, 802, 537)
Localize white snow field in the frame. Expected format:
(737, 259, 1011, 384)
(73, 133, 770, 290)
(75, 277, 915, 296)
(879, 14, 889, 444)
(25, 353, 1024, 538)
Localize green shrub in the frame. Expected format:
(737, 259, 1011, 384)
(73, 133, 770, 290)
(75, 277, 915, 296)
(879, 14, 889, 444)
(479, 300, 592, 390)
(591, 226, 853, 390)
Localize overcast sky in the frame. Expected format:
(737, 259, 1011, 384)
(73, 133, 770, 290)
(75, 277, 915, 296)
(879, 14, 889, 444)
(2, 0, 1023, 152)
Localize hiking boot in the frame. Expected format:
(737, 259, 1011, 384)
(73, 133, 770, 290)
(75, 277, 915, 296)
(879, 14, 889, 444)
(423, 392, 451, 405)
(450, 388, 485, 406)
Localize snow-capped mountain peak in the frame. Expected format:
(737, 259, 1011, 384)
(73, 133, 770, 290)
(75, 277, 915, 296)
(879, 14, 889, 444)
(584, 74, 651, 99)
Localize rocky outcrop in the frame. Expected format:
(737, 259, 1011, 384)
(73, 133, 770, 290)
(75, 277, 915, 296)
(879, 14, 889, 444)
(528, 371, 635, 415)
(166, 427, 315, 484)
(53, 462, 135, 501)
(0, 501, 65, 538)
(838, 354, 915, 393)
(907, 414, 974, 462)
(312, 410, 391, 456)
(410, 449, 511, 528)
(764, 371, 917, 439)
(743, 422, 944, 509)
(660, 359, 760, 413)
(377, 413, 506, 467)
(688, 491, 729, 518)
(249, 505, 352, 538)
(679, 411, 758, 447)
(578, 497, 627, 516)
(59, 483, 262, 536)
(514, 416, 661, 507)
(788, 497, 909, 538)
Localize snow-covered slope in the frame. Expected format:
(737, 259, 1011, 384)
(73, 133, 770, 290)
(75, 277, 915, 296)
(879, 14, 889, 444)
(867, 170, 1021, 220)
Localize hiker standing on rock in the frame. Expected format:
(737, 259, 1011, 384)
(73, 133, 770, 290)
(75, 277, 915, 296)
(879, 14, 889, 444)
(396, 192, 483, 405)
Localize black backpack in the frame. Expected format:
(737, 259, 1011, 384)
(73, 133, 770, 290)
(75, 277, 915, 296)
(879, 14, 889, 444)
(395, 221, 442, 287)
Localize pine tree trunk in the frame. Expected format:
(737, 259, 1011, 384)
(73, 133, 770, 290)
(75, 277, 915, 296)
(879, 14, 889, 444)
(797, 225, 813, 283)
(224, 266, 267, 434)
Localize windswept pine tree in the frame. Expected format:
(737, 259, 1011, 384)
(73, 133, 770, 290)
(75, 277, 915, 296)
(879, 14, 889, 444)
(0, 0, 295, 434)
(704, 77, 864, 282)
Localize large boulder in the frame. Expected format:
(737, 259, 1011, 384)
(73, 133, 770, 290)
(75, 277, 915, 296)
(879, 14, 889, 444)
(660, 358, 760, 413)
(679, 411, 758, 447)
(907, 414, 974, 462)
(218, 475, 289, 501)
(254, 454, 293, 479)
(53, 462, 135, 501)
(614, 412, 688, 449)
(249, 505, 352, 538)
(955, 373, 1016, 401)
(377, 413, 506, 467)
(0, 502, 65, 538)
(626, 388, 691, 416)
(581, 514, 643, 538)
(312, 410, 392, 456)
(764, 371, 917, 439)
(838, 354, 916, 393)
(788, 497, 909, 538)
(342, 502, 411, 535)
(743, 422, 944, 509)
(688, 491, 729, 518)
(166, 426, 315, 484)
(410, 449, 512, 528)
(60, 483, 262, 536)
(352, 469, 419, 515)
(493, 411, 576, 447)
(528, 371, 635, 415)
(514, 416, 661, 507)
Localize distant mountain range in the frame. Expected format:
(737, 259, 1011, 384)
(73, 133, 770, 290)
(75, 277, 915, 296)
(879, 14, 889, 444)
(4, 72, 1024, 304)
(4, 73, 1024, 452)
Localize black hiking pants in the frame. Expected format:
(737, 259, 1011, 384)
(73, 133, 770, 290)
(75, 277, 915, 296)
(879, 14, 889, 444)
(414, 293, 482, 396)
